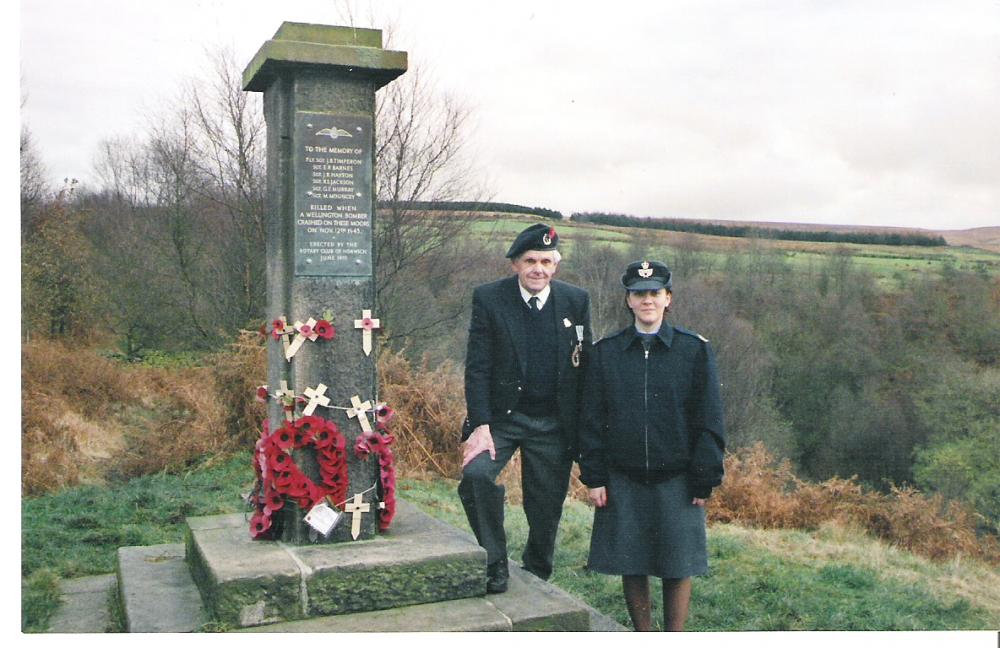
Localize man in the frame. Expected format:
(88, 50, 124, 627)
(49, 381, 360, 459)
(459, 223, 592, 593)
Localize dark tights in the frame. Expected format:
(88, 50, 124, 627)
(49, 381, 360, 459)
(622, 575, 692, 631)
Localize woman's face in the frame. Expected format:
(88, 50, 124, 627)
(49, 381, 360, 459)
(627, 289, 671, 330)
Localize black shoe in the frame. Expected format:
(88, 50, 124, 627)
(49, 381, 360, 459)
(522, 565, 549, 581)
(486, 558, 509, 594)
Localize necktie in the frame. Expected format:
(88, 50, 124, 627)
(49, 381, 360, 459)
(530, 296, 539, 311)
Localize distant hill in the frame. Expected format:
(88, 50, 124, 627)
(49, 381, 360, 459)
(570, 213, 948, 247)
(934, 226, 1000, 253)
(377, 200, 563, 221)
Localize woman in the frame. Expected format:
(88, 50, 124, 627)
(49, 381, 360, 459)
(579, 260, 725, 631)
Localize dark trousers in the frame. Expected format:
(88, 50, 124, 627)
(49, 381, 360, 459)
(457, 412, 572, 580)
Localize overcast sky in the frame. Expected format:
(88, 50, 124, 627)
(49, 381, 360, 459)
(18, 0, 1000, 230)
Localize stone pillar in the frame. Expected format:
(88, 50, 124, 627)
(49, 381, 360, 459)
(243, 23, 407, 543)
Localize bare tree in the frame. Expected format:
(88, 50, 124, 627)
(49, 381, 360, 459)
(143, 107, 220, 342)
(561, 237, 631, 338)
(20, 126, 49, 236)
(373, 65, 490, 346)
(186, 47, 267, 328)
(88, 47, 268, 354)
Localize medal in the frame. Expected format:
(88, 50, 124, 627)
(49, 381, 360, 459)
(571, 325, 584, 368)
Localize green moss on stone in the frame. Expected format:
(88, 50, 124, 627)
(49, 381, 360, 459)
(308, 557, 483, 616)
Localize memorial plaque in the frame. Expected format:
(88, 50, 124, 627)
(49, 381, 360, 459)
(293, 112, 373, 276)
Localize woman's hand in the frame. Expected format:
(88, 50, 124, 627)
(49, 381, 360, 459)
(589, 486, 607, 508)
(691, 497, 706, 507)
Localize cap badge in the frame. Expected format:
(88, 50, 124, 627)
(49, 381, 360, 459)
(542, 228, 555, 246)
(637, 261, 654, 278)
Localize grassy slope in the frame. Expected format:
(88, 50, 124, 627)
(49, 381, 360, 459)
(21, 455, 251, 579)
(21, 456, 1000, 631)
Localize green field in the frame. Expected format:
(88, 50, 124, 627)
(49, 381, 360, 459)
(461, 215, 1000, 287)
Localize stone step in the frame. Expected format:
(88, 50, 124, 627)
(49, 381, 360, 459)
(52, 566, 626, 633)
(240, 562, 621, 632)
(239, 597, 511, 632)
(117, 543, 207, 632)
(185, 499, 486, 627)
(46, 574, 117, 633)
(487, 562, 591, 631)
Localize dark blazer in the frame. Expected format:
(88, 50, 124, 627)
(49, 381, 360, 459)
(463, 275, 592, 454)
(578, 324, 726, 498)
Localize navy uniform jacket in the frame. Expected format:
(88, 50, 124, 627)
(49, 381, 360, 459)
(463, 275, 592, 455)
(578, 324, 726, 498)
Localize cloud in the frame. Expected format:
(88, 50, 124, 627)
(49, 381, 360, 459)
(19, 0, 1000, 229)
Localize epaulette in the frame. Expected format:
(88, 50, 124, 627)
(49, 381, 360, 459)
(593, 326, 629, 345)
(674, 325, 709, 343)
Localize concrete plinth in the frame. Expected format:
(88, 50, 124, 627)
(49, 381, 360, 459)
(186, 499, 486, 627)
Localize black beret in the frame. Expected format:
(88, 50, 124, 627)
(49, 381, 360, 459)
(621, 260, 672, 291)
(506, 223, 559, 259)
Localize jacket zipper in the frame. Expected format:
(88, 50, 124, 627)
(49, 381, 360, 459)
(644, 347, 650, 478)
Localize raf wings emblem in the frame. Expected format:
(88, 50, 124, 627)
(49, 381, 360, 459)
(316, 127, 353, 140)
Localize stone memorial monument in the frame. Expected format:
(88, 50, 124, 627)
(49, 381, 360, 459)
(243, 22, 406, 544)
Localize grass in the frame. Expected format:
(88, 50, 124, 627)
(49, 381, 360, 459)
(21, 453, 1000, 632)
(399, 476, 1000, 631)
(21, 454, 251, 579)
(21, 453, 252, 632)
(21, 569, 61, 633)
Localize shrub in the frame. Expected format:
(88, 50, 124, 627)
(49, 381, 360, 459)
(208, 330, 267, 447)
(378, 350, 465, 479)
(21, 339, 137, 494)
(711, 444, 1000, 565)
(21, 339, 239, 492)
(109, 365, 231, 479)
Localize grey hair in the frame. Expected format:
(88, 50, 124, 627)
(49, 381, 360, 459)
(514, 249, 562, 264)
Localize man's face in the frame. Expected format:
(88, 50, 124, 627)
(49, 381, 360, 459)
(512, 250, 559, 294)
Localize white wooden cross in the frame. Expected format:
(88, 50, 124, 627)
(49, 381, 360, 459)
(346, 395, 374, 435)
(275, 380, 295, 421)
(302, 383, 330, 416)
(353, 310, 381, 356)
(344, 493, 370, 540)
(285, 317, 319, 361)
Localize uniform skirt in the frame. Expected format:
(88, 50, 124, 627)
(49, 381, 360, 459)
(587, 469, 708, 579)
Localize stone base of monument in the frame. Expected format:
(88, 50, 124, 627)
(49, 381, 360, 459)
(106, 498, 625, 632)
(185, 499, 486, 627)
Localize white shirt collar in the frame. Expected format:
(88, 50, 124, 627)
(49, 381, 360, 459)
(518, 282, 551, 309)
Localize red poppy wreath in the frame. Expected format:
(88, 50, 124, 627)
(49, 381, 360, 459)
(249, 415, 349, 539)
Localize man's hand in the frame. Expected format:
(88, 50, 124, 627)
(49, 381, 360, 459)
(462, 424, 495, 468)
(588, 486, 607, 508)
(692, 497, 706, 507)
